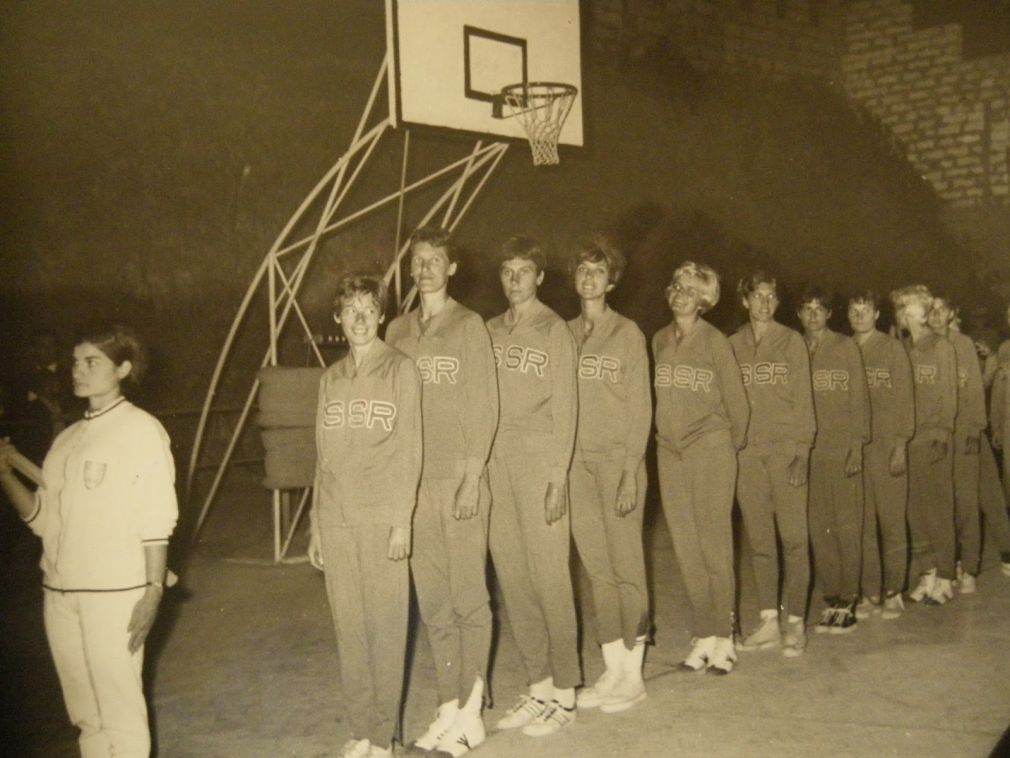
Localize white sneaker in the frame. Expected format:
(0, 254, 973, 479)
(495, 695, 547, 731)
(599, 637, 647, 713)
(521, 700, 576, 736)
(599, 680, 646, 713)
(959, 573, 977, 594)
(412, 700, 458, 751)
(436, 709, 486, 757)
(737, 614, 781, 651)
(576, 639, 625, 708)
(855, 596, 880, 620)
(678, 636, 715, 672)
(926, 577, 954, 605)
(881, 592, 904, 619)
(1001, 560, 1010, 577)
(781, 618, 807, 658)
(908, 569, 937, 603)
(365, 744, 392, 758)
(706, 637, 737, 675)
(338, 739, 370, 758)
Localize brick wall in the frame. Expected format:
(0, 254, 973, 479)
(841, 0, 1010, 206)
(589, 0, 1010, 209)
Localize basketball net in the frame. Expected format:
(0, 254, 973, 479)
(501, 82, 578, 166)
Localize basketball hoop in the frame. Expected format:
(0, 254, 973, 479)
(499, 81, 578, 166)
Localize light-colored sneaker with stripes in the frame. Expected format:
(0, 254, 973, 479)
(495, 695, 547, 731)
(521, 700, 577, 737)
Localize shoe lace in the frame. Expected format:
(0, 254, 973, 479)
(507, 695, 543, 717)
(535, 703, 573, 725)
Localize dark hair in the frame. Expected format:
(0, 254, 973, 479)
(737, 270, 778, 300)
(75, 323, 147, 388)
(931, 290, 957, 314)
(798, 285, 834, 311)
(499, 235, 547, 273)
(408, 226, 458, 263)
(571, 234, 627, 285)
(333, 273, 389, 313)
(847, 289, 880, 309)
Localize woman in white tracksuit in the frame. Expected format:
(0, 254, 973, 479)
(0, 324, 177, 758)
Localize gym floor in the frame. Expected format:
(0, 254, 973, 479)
(2, 474, 1008, 757)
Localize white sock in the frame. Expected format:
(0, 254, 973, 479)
(553, 686, 575, 709)
(529, 676, 553, 701)
(759, 608, 779, 621)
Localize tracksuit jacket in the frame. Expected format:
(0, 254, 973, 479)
(904, 332, 957, 443)
(568, 308, 652, 468)
(487, 299, 578, 484)
(313, 338, 422, 528)
(728, 320, 816, 457)
(949, 330, 986, 440)
(26, 399, 178, 591)
(386, 297, 499, 479)
(653, 318, 750, 452)
(808, 329, 870, 451)
(857, 329, 915, 450)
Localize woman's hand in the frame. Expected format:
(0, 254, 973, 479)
(127, 585, 163, 653)
(308, 529, 324, 570)
(387, 526, 411, 561)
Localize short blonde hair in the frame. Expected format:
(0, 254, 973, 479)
(890, 284, 932, 312)
(890, 284, 933, 324)
(670, 261, 720, 314)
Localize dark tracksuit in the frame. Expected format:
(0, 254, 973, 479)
(729, 321, 816, 619)
(313, 339, 422, 747)
(857, 330, 915, 597)
(387, 297, 499, 705)
(903, 332, 957, 581)
(994, 340, 1010, 500)
(568, 309, 652, 649)
(654, 319, 750, 638)
(982, 339, 1010, 556)
(487, 300, 580, 688)
(949, 330, 986, 576)
(806, 330, 870, 602)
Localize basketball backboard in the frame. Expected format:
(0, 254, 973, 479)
(385, 0, 583, 147)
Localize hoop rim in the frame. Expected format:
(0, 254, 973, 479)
(493, 81, 578, 119)
(500, 81, 579, 98)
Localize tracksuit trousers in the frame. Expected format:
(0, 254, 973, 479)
(907, 438, 956, 581)
(861, 440, 909, 596)
(488, 455, 580, 689)
(953, 436, 982, 576)
(737, 446, 810, 620)
(808, 447, 862, 600)
(320, 523, 408, 748)
(570, 457, 649, 648)
(411, 473, 493, 705)
(44, 588, 149, 758)
(657, 431, 737, 638)
(980, 436, 1010, 557)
